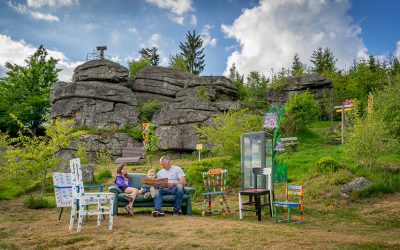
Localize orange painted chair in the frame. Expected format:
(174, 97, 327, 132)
(201, 168, 231, 216)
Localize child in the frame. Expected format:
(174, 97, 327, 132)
(114, 163, 139, 215)
(138, 169, 156, 199)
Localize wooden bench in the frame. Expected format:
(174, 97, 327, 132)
(280, 137, 298, 151)
(114, 146, 145, 164)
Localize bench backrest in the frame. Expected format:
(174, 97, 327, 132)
(122, 147, 144, 157)
(128, 173, 147, 189)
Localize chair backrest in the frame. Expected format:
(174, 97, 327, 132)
(262, 167, 273, 192)
(52, 172, 73, 208)
(70, 158, 86, 205)
(286, 184, 304, 203)
(202, 168, 228, 193)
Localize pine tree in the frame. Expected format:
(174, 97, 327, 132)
(179, 30, 205, 75)
(291, 53, 305, 76)
(310, 47, 336, 75)
(228, 63, 247, 100)
(139, 47, 160, 66)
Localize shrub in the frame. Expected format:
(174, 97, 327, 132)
(24, 196, 55, 209)
(138, 99, 162, 122)
(195, 84, 209, 100)
(194, 109, 263, 158)
(131, 125, 143, 142)
(346, 112, 386, 167)
(129, 58, 151, 78)
(186, 157, 240, 197)
(310, 156, 340, 173)
(95, 147, 112, 172)
(94, 169, 113, 184)
(283, 91, 319, 133)
(75, 141, 89, 164)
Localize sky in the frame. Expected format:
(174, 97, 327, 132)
(1, 0, 400, 81)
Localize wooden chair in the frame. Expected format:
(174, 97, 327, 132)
(273, 184, 304, 224)
(201, 168, 231, 216)
(238, 167, 274, 221)
(69, 158, 115, 232)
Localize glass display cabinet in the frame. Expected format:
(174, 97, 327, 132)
(239, 131, 274, 221)
(241, 131, 273, 190)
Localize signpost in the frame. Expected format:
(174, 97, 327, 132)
(196, 143, 203, 161)
(334, 102, 353, 145)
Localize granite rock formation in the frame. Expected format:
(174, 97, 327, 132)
(267, 74, 333, 104)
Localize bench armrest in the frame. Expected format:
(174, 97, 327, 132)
(109, 186, 123, 194)
(184, 187, 195, 195)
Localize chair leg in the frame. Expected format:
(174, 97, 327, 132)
(287, 208, 291, 223)
(238, 193, 243, 220)
(77, 204, 84, 233)
(97, 201, 101, 226)
(85, 205, 89, 223)
(202, 196, 206, 217)
(58, 207, 63, 220)
(69, 205, 75, 231)
(256, 195, 262, 221)
(273, 205, 278, 223)
(109, 197, 114, 230)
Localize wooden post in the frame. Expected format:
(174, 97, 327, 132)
(341, 105, 344, 145)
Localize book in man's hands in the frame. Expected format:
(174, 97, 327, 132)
(141, 177, 168, 188)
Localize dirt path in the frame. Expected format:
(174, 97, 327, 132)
(0, 194, 399, 249)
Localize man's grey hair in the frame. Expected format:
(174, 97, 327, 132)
(159, 156, 170, 162)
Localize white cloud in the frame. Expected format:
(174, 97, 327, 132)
(221, 0, 368, 77)
(190, 15, 197, 26)
(201, 25, 217, 48)
(30, 11, 59, 22)
(7, 1, 28, 14)
(128, 27, 138, 33)
(27, 0, 79, 9)
(168, 13, 185, 25)
(0, 34, 82, 81)
(395, 41, 400, 59)
(145, 0, 193, 15)
(150, 33, 160, 47)
(8, 1, 61, 22)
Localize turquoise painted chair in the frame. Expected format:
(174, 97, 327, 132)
(273, 184, 304, 224)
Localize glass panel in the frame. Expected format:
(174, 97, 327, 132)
(242, 133, 264, 189)
(265, 138, 273, 168)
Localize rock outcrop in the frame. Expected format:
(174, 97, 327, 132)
(50, 61, 238, 158)
(267, 74, 333, 104)
(51, 60, 139, 129)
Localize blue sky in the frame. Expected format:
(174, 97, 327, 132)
(1, 0, 400, 81)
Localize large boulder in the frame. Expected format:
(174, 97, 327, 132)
(51, 81, 139, 129)
(73, 59, 129, 83)
(152, 99, 239, 150)
(267, 74, 332, 103)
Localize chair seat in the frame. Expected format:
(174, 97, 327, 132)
(239, 189, 270, 195)
(274, 201, 301, 208)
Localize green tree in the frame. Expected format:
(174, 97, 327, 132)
(139, 47, 160, 66)
(169, 54, 188, 71)
(246, 71, 268, 99)
(283, 91, 319, 133)
(228, 63, 247, 100)
(0, 45, 61, 136)
(179, 30, 205, 75)
(129, 58, 151, 78)
(194, 109, 263, 158)
(5, 117, 85, 198)
(291, 53, 305, 76)
(310, 47, 337, 75)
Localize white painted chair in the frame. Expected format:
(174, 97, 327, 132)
(69, 158, 115, 232)
(53, 173, 107, 220)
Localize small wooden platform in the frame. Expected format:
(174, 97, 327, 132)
(114, 146, 145, 164)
